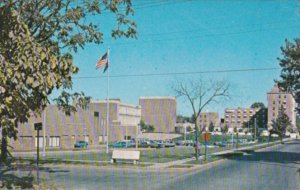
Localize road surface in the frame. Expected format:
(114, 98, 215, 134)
(3, 140, 300, 189)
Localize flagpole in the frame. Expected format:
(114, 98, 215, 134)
(106, 48, 110, 154)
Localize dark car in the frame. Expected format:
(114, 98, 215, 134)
(214, 141, 227, 147)
(148, 140, 159, 148)
(155, 140, 166, 148)
(74, 141, 88, 148)
(138, 141, 149, 148)
(175, 140, 185, 146)
(184, 140, 195, 146)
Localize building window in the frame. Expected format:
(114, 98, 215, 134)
(84, 135, 89, 143)
(49, 136, 60, 147)
(124, 136, 131, 140)
(34, 137, 44, 148)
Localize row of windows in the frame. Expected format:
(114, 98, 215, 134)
(271, 105, 287, 110)
(273, 101, 287, 104)
(33, 136, 60, 148)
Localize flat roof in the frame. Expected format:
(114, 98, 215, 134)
(91, 100, 140, 108)
(139, 96, 176, 100)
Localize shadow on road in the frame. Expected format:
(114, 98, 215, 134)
(0, 161, 69, 189)
(39, 166, 69, 173)
(219, 140, 300, 167)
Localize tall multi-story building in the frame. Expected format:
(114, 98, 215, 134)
(267, 85, 296, 128)
(139, 96, 176, 133)
(224, 108, 261, 132)
(9, 100, 141, 151)
(197, 112, 219, 131)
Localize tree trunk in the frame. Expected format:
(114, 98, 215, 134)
(194, 125, 200, 160)
(194, 130, 198, 160)
(1, 129, 8, 162)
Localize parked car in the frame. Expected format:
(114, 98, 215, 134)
(74, 141, 88, 148)
(148, 140, 159, 148)
(176, 140, 194, 146)
(165, 140, 175, 147)
(184, 140, 194, 146)
(110, 141, 134, 148)
(202, 142, 217, 148)
(214, 141, 227, 147)
(138, 141, 149, 148)
(175, 140, 184, 146)
(155, 140, 166, 148)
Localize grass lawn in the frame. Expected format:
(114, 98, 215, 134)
(16, 146, 230, 164)
(14, 138, 284, 165)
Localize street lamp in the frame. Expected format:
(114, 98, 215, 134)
(34, 122, 42, 185)
(94, 112, 99, 144)
(184, 125, 187, 141)
(136, 123, 139, 149)
(42, 110, 46, 157)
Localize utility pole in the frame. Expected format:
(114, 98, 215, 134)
(254, 118, 257, 141)
(94, 111, 99, 141)
(136, 124, 139, 149)
(125, 126, 128, 148)
(247, 121, 249, 133)
(184, 125, 187, 141)
(231, 131, 234, 148)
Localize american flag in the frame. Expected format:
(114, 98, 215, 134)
(96, 52, 108, 72)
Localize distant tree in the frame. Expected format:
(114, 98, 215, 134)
(176, 115, 189, 123)
(233, 127, 238, 133)
(277, 39, 300, 115)
(186, 126, 193, 132)
(148, 125, 155, 132)
(140, 120, 155, 133)
(190, 114, 197, 124)
(286, 126, 296, 133)
(270, 106, 291, 143)
(222, 125, 229, 134)
(140, 120, 148, 132)
(250, 102, 266, 109)
(172, 78, 230, 160)
(208, 122, 215, 132)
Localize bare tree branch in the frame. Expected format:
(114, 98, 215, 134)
(171, 77, 230, 160)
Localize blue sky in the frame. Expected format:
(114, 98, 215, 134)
(66, 0, 300, 117)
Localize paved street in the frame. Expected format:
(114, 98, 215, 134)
(38, 140, 300, 190)
(160, 140, 300, 190)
